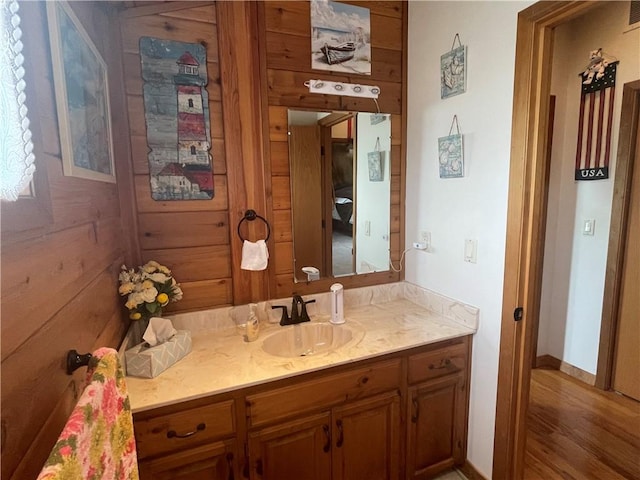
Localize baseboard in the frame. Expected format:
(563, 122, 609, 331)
(535, 354, 596, 386)
(458, 460, 488, 480)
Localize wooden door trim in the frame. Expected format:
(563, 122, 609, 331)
(493, 2, 602, 478)
(596, 80, 640, 390)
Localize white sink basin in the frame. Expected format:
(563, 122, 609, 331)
(262, 322, 353, 357)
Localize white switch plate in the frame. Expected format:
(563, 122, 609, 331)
(364, 220, 371, 236)
(464, 239, 477, 263)
(583, 219, 595, 236)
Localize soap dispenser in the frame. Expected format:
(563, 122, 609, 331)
(246, 303, 260, 342)
(330, 283, 345, 325)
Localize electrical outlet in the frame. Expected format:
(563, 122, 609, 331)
(419, 231, 431, 251)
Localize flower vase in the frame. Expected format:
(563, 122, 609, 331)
(131, 318, 149, 346)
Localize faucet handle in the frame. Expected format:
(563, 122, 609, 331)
(272, 305, 289, 326)
(300, 298, 316, 323)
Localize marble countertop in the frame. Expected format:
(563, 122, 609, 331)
(125, 282, 478, 413)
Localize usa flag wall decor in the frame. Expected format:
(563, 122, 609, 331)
(574, 51, 619, 181)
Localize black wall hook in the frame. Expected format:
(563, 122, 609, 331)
(237, 209, 271, 242)
(66, 350, 92, 375)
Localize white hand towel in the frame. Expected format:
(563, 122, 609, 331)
(143, 317, 177, 347)
(241, 239, 269, 271)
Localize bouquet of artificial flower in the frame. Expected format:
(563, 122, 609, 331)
(118, 261, 183, 320)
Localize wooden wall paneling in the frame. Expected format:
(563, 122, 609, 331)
(390, 204, 401, 234)
(10, 382, 79, 480)
(1, 217, 124, 361)
(120, 15, 219, 58)
(166, 278, 233, 313)
(138, 211, 229, 250)
(217, 1, 270, 304)
(398, 1, 408, 283)
(107, 7, 140, 267)
(271, 176, 292, 211)
(270, 141, 290, 176)
(1, 260, 125, 480)
(267, 69, 345, 110)
(269, 106, 289, 142)
(275, 242, 295, 275)
(118, 1, 214, 19)
(142, 245, 232, 283)
(272, 210, 293, 242)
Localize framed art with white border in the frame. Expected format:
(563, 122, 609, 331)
(46, 1, 115, 183)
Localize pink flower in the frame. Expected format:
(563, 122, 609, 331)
(59, 445, 72, 457)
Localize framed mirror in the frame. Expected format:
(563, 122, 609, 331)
(288, 109, 391, 282)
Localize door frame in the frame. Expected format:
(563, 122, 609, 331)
(492, 2, 603, 478)
(595, 80, 640, 389)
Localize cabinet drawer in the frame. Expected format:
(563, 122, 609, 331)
(135, 400, 235, 460)
(408, 339, 468, 385)
(247, 358, 402, 428)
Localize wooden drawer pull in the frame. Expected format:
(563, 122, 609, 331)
(411, 397, 419, 423)
(429, 358, 452, 370)
(166, 422, 206, 439)
(336, 419, 344, 448)
(323, 424, 331, 453)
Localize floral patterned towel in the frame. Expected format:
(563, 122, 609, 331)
(37, 347, 139, 480)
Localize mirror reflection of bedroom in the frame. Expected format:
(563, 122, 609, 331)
(288, 110, 391, 282)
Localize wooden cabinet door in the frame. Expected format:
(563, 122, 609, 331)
(332, 391, 401, 480)
(138, 438, 237, 480)
(248, 411, 332, 480)
(406, 374, 466, 479)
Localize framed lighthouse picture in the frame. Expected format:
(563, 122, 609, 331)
(139, 37, 214, 200)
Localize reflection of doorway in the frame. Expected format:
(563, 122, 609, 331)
(494, 2, 640, 477)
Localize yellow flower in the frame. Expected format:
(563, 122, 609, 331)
(156, 293, 169, 306)
(129, 312, 142, 320)
(118, 282, 134, 295)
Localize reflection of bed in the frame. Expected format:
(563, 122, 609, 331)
(333, 185, 353, 234)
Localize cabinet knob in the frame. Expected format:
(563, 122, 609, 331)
(323, 424, 331, 453)
(166, 422, 206, 439)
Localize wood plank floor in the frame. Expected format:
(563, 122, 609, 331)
(525, 368, 640, 480)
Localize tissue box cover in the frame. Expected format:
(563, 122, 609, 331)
(125, 330, 192, 378)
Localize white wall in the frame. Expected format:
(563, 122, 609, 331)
(355, 113, 391, 272)
(537, 2, 640, 373)
(407, 2, 533, 477)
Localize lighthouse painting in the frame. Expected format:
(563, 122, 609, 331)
(139, 37, 214, 200)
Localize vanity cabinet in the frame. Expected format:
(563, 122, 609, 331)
(247, 392, 400, 480)
(406, 338, 470, 479)
(246, 359, 402, 480)
(132, 336, 471, 480)
(134, 399, 239, 480)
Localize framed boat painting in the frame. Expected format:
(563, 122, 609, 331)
(46, 1, 115, 183)
(310, 0, 371, 75)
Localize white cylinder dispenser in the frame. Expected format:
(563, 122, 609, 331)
(330, 283, 345, 325)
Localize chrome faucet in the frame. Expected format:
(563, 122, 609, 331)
(273, 295, 316, 326)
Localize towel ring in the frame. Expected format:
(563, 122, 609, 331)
(66, 349, 92, 375)
(237, 209, 271, 242)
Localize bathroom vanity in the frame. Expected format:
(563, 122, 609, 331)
(127, 283, 477, 480)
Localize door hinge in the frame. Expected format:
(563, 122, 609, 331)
(514, 307, 524, 321)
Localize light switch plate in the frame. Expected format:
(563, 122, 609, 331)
(583, 219, 595, 236)
(464, 239, 477, 263)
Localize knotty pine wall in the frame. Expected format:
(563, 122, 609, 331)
(119, 2, 234, 313)
(262, 1, 407, 298)
(0, 3, 134, 479)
